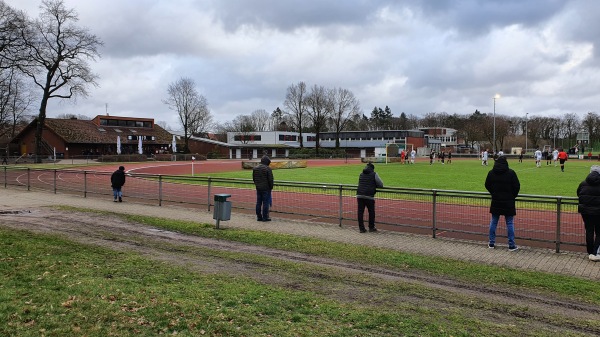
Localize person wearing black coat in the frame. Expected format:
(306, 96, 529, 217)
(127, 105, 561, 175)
(110, 166, 126, 202)
(484, 156, 520, 251)
(252, 156, 274, 221)
(576, 165, 600, 261)
(356, 163, 384, 233)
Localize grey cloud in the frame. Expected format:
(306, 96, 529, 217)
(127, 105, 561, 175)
(206, 0, 390, 32)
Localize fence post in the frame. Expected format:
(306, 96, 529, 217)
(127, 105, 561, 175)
(338, 184, 343, 227)
(84, 171, 87, 198)
(207, 177, 212, 211)
(158, 175, 163, 206)
(27, 168, 30, 191)
(555, 197, 562, 253)
(432, 189, 437, 238)
(53, 169, 57, 194)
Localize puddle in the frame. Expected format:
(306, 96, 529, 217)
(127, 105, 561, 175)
(0, 210, 31, 215)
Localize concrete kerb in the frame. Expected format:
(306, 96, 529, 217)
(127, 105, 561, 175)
(0, 188, 598, 280)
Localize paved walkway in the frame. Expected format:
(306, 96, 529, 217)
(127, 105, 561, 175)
(1, 188, 598, 280)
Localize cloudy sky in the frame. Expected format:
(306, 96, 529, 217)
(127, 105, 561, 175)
(6, 0, 600, 131)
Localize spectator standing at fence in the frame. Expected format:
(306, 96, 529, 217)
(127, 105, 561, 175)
(485, 156, 520, 251)
(576, 166, 600, 262)
(447, 150, 452, 164)
(253, 155, 274, 222)
(557, 148, 568, 172)
(356, 163, 384, 233)
(110, 166, 126, 202)
(1, 152, 7, 165)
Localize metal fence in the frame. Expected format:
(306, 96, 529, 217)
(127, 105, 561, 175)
(1, 166, 584, 253)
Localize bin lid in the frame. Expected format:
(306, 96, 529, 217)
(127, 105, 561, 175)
(214, 194, 231, 202)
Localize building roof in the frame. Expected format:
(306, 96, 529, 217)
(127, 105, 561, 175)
(171, 131, 232, 147)
(16, 118, 174, 145)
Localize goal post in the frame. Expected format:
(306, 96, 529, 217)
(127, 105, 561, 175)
(385, 143, 399, 164)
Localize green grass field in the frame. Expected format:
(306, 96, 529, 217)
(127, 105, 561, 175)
(2, 211, 599, 336)
(201, 158, 595, 197)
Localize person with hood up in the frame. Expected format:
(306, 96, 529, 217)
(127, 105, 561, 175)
(252, 155, 274, 221)
(484, 156, 520, 251)
(576, 166, 600, 261)
(356, 162, 384, 233)
(111, 166, 126, 202)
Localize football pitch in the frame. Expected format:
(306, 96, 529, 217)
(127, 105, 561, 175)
(206, 157, 597, 197)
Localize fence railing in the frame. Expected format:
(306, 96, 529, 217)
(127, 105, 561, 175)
(1, 166, 584, 253)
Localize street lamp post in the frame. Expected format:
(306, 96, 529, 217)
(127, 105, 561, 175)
(493, 94, 500, 153)
(525, 113, 528, 153)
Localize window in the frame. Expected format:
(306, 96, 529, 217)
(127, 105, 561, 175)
(278, 134, 297, 141)
(234, 134, 261, 142)
(306, 136, 316, 142)
(99, 119, 108, 126)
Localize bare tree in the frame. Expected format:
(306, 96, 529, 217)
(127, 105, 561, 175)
(560, 113, 580, 147)
(284, 81, 307, 148)
(163, 77, 212, 152)
(0, 1, 29, 70)
(305, 84, 332, 155)
(249, 109, 271, 131)
(16, 0, 102, 162)
(330, 87, 360, 148)
(0, 68, 33, 139)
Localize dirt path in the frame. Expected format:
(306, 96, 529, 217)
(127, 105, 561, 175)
(2, 208, 599, 336)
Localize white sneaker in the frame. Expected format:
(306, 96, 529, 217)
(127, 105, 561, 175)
(589, 254, 600, 262)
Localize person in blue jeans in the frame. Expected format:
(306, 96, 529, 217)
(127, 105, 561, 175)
(110, 166, 126, 202)
(252, 156, 274, 221)
(484, 156, 520, 251)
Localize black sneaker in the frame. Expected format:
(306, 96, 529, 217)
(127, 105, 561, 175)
(359, 229, 366, 233)
(488, 243, 495, 249)
(262, 218, 271, 222)
(508, 246, 518, 251)
(257, 218, 263, 221)
(368, 228, 378, 232)
(118, 197, 122, 202)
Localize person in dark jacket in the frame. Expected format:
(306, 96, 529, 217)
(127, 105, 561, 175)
(484, 156, 520, 251)
(252, 156, 274, 221)
(356, 163, 384, 233)
(576, 165, 600, 261)
(110, 166, 126, 202)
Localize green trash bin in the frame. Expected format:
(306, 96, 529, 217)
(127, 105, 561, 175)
(213, 194, 231, 228)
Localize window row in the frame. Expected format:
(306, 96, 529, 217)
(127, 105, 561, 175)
(100, 119, 153, 128)
(126, 135, 156, 141)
